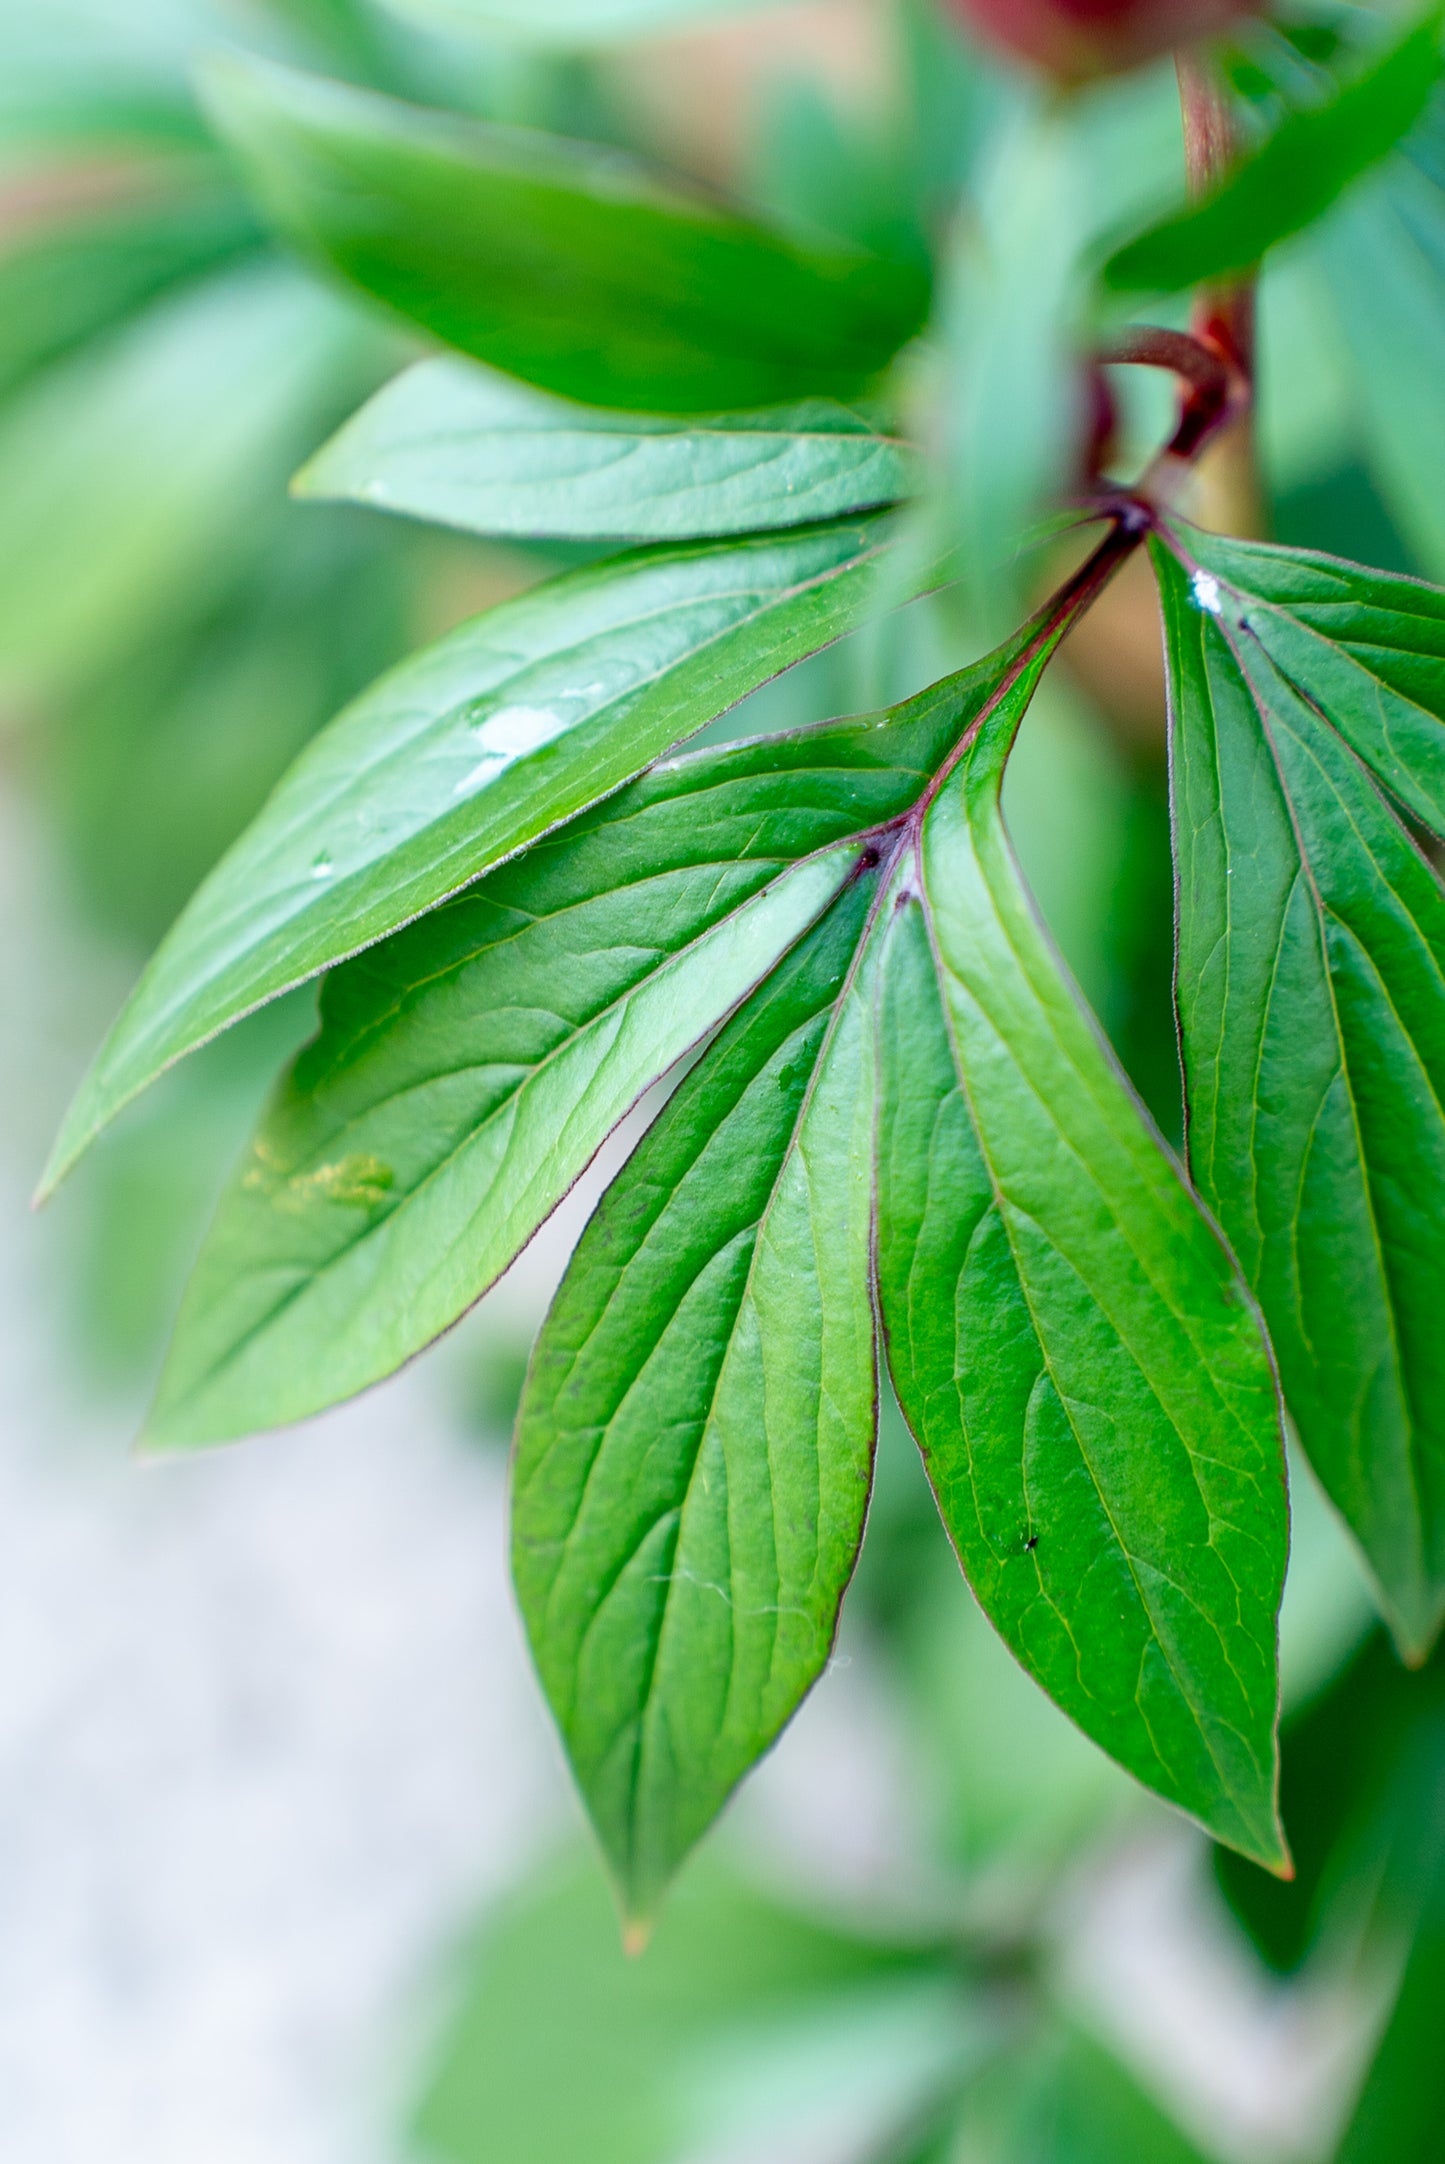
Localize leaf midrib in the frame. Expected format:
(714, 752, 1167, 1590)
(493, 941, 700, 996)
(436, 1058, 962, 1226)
(914, 828, 1265, 1825)
(1211, 607, 1429, 1567)
(167, 857, 853, 1417)
(623, 877, 885, 1871)
(92, 522, 895, 1121)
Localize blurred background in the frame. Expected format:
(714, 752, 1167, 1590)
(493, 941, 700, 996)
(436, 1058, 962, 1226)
(2, 1, 1443, 2158)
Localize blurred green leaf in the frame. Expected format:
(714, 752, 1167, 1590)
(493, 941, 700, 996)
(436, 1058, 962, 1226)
(508, 637, 1122, 1912)
(0, 175, 261, 403)
(296, 358, 915, 539)
(1216, 1627, 1445, 1975)
(894, 0, 1009, 218)
(201, 53, 930, 413)
(0, 258, 372, 709)
(1255, 249, 1356, 501)
(935, 101, 1084, 628)
(1313, 145, 1445, 577)
(43, 509, 412, 946)
(1104, 7, 1445, 295)
(1158, 526, 1445, 1660)
(875, 684, 1289, 1869)
(144, 643, 1032, 1448)
(928, 67, 1179, 625)
(44, 510, 909, 1197)
(1040, 2030, 1222, 2164)
(912, 2024, 1224, 2164)
(413, 1855, 969, 2164)
(892, 1526, 1130, 1884)
(745, 72, 931, 272)
(0, 3, 206, 152)
(1335, 1842, 1445, 2162)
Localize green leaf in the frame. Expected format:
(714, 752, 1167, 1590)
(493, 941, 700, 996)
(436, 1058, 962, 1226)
(501, 651, 1034, 1915)
(1041, 2028, 1226, 2164)
(43, 510, 906, 1198)
(906, 2018, 1227, 2164)
(201, 54, 930, 413)
(1103, 6, 1445, 295)
(294, 359, 915, 541)
(874, 692, 1289, 1868)
(1157, 529, 1445, 1660)
(513, 874, 884, 1922)
(0, 8, 206, 150)
(413, 1853, 968, 2164)
(935, 100, 1087, 629)
(142, 649, 1020, 1445)
(148, 840, 857, 1450)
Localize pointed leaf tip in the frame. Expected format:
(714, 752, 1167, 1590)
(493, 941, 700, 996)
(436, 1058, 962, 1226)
(621, 1918, 653, 1959)
(875, 717, 1288, 1865)
(1158, 525, 1445, 1668)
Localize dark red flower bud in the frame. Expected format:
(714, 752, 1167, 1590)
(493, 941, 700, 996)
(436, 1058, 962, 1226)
(946, 0, 1251, 82)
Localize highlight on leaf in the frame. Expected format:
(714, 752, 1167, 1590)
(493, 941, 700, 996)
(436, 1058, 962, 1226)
(42, 512, 910, 1200)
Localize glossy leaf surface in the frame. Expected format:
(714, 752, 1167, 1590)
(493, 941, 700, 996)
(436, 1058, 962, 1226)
(514, 877, 883, 1922)
(1215, 1628, 1445, 1974)
(505, 645, 1054, 1908)
(1158, 530, 1445, 1659)
(1177, 527, 1445, 836)
(295, 359, 914, 540)
(1104, 7, 1445, 295)
(143, 653, 1019, 1445)
(147, 845, 853, 1448)
(44, 511, 904, 1197)
(875, 697, 1288, 1867)
(0, 181, 261, 404)
(201, 55, 930, 413)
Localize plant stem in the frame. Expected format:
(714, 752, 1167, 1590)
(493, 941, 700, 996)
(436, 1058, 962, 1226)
(1032, 58, 1266, 685)
(1174, 49, 1263, 536)
(1177, 48, 1236, 196)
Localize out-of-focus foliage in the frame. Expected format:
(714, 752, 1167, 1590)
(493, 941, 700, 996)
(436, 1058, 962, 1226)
(1104, 5, 1445, 294)
(19, 5, 1445, 2161)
